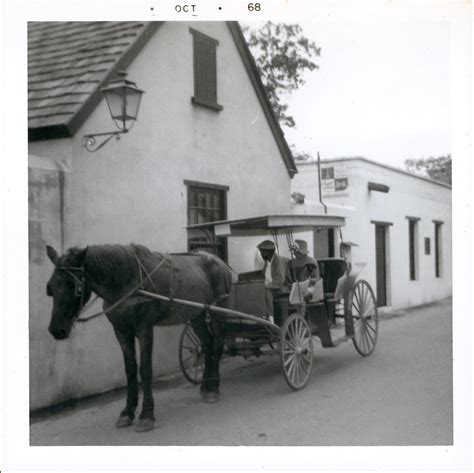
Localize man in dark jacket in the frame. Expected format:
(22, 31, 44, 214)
(257, 240, 291, 325)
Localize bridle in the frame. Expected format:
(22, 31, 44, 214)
(57, 265, 89, 321)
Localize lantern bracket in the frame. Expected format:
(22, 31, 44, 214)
(83, 130, 128, 153)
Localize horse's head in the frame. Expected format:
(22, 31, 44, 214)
(46, 245, 93, 340)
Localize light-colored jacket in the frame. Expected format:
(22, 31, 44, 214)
(263, 255, 291, 293)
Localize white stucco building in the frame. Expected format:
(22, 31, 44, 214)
(291, 157, 452, 311)
(28, 21, 296, 409)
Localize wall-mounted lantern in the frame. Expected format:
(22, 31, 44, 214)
(83, 71, 144, 152)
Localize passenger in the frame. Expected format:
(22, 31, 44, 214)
(256, 240, 291, 325)
(289, 239, 321, 283)
(288, 239, 323, 303)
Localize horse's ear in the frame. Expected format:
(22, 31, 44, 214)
(46, 245, 59, 265)
(76, 246, 89, 267)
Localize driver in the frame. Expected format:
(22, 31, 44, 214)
(257, 240, 291, 325)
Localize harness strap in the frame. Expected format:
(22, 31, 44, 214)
(168, 260, 178, 303)
(133, 250, 157, 291)
(75, 254, 168, 323)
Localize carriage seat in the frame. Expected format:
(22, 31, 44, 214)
(317, 258, 348, 299)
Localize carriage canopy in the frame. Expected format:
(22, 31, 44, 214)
(187, 214, 346, 238)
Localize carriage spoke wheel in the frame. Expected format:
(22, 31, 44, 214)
(350, 280, 379, 356)
(179, 323, 204, 384)
(280, 314, 313, 390)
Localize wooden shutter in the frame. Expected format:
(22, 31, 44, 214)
(190, 28, 222, 110)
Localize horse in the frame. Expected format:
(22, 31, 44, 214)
(45, 243, 232, 432)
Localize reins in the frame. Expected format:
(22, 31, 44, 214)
(61, 253, 169, 324)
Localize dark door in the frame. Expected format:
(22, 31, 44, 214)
(375, 225, 387, 307)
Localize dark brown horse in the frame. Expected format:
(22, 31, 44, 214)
(46, 243, 232, 432)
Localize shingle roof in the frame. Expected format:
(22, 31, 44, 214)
(28, 21, 160, 139)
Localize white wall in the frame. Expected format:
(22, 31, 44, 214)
(292, 158, 452, 310)
(29, 22, 293, 409)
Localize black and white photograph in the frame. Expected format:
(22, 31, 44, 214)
(1, 0, 472, 471)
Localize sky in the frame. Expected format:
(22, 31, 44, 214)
(249, 19, 452, 169)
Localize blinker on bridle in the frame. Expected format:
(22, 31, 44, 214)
(59, 265, 86, 297)
(56, 265, 88, 321)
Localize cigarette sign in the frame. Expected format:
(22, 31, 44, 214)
(321, 165, 348, 195)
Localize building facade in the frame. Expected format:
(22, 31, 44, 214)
(291, 157, 452, 311)
(28, 21, 296, 409)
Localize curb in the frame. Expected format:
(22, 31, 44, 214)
(378, 297, 452, 320)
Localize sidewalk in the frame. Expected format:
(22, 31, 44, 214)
(380, 296, 452, 319)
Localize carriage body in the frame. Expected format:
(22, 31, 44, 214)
(179, 214, 379, 389)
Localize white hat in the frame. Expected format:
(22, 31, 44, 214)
(290, 239, 309, 254)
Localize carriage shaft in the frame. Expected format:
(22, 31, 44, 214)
(138, 290, 281, 333)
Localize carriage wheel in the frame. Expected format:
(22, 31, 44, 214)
(179, 323, 204, 384)
(349, 280, 379, 356)
(280, 314, 314, 390)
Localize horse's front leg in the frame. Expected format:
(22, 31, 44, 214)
(135, 326, 155, 432)
(113, 327, 138, 428)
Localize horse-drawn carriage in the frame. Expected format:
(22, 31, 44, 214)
(46, 213, 378, 431)
(179, 214, 379, 391)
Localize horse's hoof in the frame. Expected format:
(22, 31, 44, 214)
(202, 391, 220, 404)
(115, 415, 133, 428)
(134, 418, 155, 432)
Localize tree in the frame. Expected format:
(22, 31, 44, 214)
(243, 22, 321, 129)
(290, 144, 313, 162)
(404, 155, 452, 185)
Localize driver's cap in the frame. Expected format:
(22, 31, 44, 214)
(257, 240, 275, 250)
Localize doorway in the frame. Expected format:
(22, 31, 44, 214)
(375, 224, 387, 307)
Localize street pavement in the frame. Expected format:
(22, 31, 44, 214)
(30, 298, 452, 446)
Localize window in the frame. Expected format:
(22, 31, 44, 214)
(187, 184, 226, 225)
(434, 221, 443, 277)
(407, 218, 419, 280)
(185, 180, 228, 261)
(190, 28, 223, 111)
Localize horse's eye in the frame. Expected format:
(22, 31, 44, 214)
(46, 283, 53, 297)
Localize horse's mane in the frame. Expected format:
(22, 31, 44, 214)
(65, 244, 154, 288)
